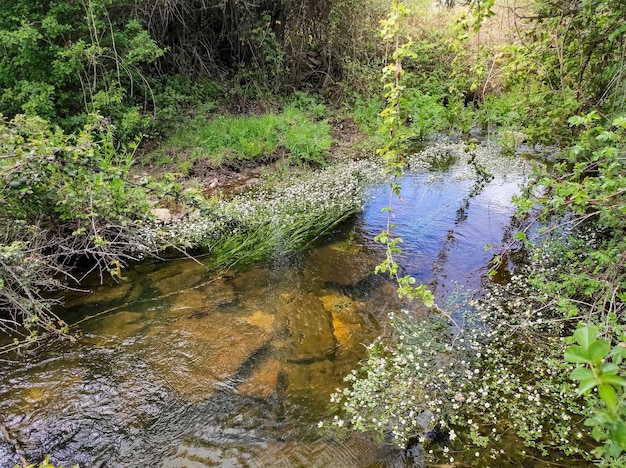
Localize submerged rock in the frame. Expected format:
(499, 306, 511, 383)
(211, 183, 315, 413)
(168, 280, 237, 314)
(65, 280, 143, 308)
(320, 293, 366, 351)
(239, 310, 277, 334)
(307, 242, 376, 286)
(145, 313, 271, 403)
(147, 259, 208, 294)
(282, 359, 342, 409)
(83, 310, 147, 344)
(278, 293, 336, 363)
(237, 358, 283, 398)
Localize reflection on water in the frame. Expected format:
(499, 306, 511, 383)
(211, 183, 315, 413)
(0, 147, 531, 467)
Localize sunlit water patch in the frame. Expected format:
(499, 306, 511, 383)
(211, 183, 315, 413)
(0, 140, 533, 467)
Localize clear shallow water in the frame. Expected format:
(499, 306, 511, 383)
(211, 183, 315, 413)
(0, 145, 533, 467)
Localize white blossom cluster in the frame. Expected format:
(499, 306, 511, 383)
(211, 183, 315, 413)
(407, 139, 533, 178)
(332, 256, 592, 464)
(145, 158, 386, 254)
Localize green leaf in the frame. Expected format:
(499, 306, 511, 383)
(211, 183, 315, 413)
(570, 366, 593, 381)
(606, 440, 623, 458)
(422, 292, 434, 308)
(565, 345, 592, 364)
(598, 384, 618, 414)
(574, 325, 598, 349)
(577, 377, 599, 394)
(614, 422, 626, 450)
(602, 362, 619, 375)
(586, 415, 605, 426)
(588, 340, 611, 362)
(600, 374, 626, 387)
(591, 425, 608, 441)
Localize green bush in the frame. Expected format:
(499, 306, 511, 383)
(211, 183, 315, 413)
(0, 113, 151, 343)
(0, 0, 163, 141)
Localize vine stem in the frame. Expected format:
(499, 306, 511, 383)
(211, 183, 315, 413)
(375, 0, 449, 311)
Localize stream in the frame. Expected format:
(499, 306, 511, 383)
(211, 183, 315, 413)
(0, 141, 533, 467)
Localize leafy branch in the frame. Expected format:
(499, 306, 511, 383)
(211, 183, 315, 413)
(374, 1, 433, 307)
(565, 325, 626, 459)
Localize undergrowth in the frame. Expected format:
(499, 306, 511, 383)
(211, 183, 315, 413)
(149, 99, 332, 168)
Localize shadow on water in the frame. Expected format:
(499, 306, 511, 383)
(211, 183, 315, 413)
(1, 143, 538, 467)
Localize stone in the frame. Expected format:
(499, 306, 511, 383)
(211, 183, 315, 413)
(282, 359, 340, 407)
(145, 312, 271, 403)
(151, 208, 172, 223)
(319, 293, 361, 323)
(239, 310, 276, 334)
(168, 280, 237, 315)
(148, 259, 208, 295)
(83, 311, 146, 344)
(65, 281, 137, 308)
(306, 243, 376, 286)
(278, 293, 336, 363)
(237, 358, 283, 398)
(280, 292, 295, 303)
(320, 293, 367, 351)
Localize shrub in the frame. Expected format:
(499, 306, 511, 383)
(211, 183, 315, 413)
(0, 113, 151, 346)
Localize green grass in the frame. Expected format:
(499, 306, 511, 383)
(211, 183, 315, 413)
(156, 103, 331, 167)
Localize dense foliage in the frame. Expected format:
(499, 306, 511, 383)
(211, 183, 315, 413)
(0, 0, 385, 142)
(0, 0, 163, 139)
(0, 0, 384, 349)
(0, 113, 151, 345)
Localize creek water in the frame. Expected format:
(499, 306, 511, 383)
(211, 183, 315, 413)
(0, 142, 533, 467)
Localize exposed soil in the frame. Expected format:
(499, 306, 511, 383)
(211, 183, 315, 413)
(328, 117, 370, 161)
(187, 149, 290, 197)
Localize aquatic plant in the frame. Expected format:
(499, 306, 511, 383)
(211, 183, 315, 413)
(331, 264, 589, 464)
(149, 158, 385, 268)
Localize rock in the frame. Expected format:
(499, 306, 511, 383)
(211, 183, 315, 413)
(278, 294, 336, 363)
(147, 259, 209, 295)
(307, 243, 376, 286)
(230, 266, 276, 303)
(280, 292, 295, 303)
(239, 310, 277, 334)
(169, 290, 208, 314)
(282, 359, 340, 407)
(168, 280, 237, 315)
(153, 271, 205, 295)
(331, 316, 361, 351)
(83, 311, 147, 344)
(145, 313, 271, 403)
(320, 293, 367, 351)
(319, 293, 360, 323)
(328, 239, 362, 253)
(65, 281, 138, 308)
(237, 358, 283, 398)
(151, 208, 172, 223)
